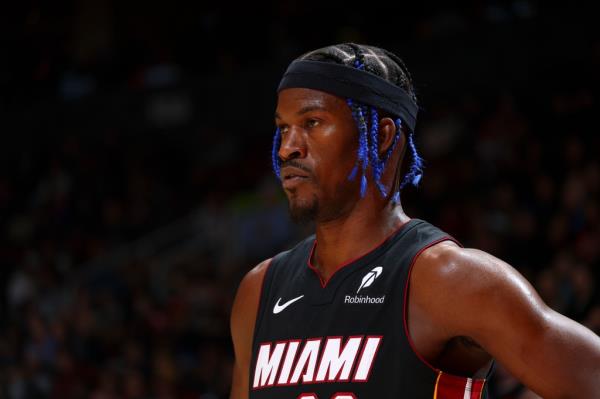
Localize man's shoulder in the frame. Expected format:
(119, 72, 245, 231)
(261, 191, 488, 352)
(417, 239, 463, 266)
(235, 258, 272, 301)
(414, 241, 519, 299)
(409, 241, 541, 343)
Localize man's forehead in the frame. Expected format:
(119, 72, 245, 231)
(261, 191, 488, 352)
(275, 88, 346, 117)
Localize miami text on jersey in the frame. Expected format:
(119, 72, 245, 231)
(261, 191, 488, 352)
(252, 336, 382, 389)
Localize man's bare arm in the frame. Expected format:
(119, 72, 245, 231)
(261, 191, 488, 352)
(411, 243, 600, 398)
(230, 259, 271, 399)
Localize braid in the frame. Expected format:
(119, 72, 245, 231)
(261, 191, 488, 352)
(382, 49, 418, 103)
(273, 43, 423, 201)
(348, 43, 368, 72)
(346, 98, 370, 197)
(399, 122, 424, 190)
(272, 127, 282, 179)
(369, 107, 388, 196)
(382, 120, 401, 165)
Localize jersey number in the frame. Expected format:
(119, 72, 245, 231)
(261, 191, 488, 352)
(298, 394, 356, 399)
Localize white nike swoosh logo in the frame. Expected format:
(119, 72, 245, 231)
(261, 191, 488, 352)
(273, 295, 304, 314)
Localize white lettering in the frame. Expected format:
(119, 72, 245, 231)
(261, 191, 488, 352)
(253, 342, 286, 388)
(316, 337, 362, 382)
(353, 336, 382, 381)
(343, 295, 385, 304)
(290, 339, 321, 384)
(252, 336, 383, 389)
(277, 340, 300, 384)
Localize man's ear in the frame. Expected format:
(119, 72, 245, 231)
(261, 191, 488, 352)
(378, 117, 398, 154)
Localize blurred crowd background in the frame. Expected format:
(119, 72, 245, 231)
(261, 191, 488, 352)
(1, 1, 598, 398)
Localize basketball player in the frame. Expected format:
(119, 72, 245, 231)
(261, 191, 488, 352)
(229, 44, 600, 398)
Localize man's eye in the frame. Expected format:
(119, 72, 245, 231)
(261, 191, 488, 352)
(278, 125, 289, 134)
(305, 119, 320, 128)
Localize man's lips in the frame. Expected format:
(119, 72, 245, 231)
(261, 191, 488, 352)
(281, 166, 310, 189)
(281, 166, 310, 180)
(282, 175, 308, 190)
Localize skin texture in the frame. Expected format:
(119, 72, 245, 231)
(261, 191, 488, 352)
(230, 88, 600, 399)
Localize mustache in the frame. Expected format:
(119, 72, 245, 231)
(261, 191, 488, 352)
(280, 160, 313, 177)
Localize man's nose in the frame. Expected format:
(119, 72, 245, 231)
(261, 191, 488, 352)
(278, 127, 306, 161)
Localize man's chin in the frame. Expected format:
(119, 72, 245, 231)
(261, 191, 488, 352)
(288, 198, 319, 225)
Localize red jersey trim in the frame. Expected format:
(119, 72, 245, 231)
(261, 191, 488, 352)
(433, 371, 486, 399)
(307, 220, 411, 288)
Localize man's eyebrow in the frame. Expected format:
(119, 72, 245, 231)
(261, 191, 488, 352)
(275, 105, 328, 120)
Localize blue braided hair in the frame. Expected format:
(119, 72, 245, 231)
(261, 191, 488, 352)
(272, 127, 282, 179)
(272, 43, 423, 203)
(399, 125, 424, 190)
(344, 49, 423, 200)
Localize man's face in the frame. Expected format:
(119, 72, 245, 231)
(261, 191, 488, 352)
(275, 88, 359, 223)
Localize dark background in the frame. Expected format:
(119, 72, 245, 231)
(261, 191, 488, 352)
(1, 1, 598, 398)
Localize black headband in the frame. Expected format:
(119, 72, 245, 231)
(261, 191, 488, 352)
(278, 60, 418, 132)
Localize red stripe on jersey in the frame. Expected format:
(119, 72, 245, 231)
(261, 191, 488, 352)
(433, 372, 486, 399)
(470, 379, 485, 399)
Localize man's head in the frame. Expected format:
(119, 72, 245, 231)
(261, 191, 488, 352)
(273, 43, 423, 223)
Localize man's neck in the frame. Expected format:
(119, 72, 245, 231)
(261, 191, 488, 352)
(311, 202, 410, 282)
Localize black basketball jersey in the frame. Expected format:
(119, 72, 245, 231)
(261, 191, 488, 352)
(249, 219, 489, 399)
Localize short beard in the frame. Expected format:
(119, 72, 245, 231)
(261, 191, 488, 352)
(288, 194, 319, 225)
